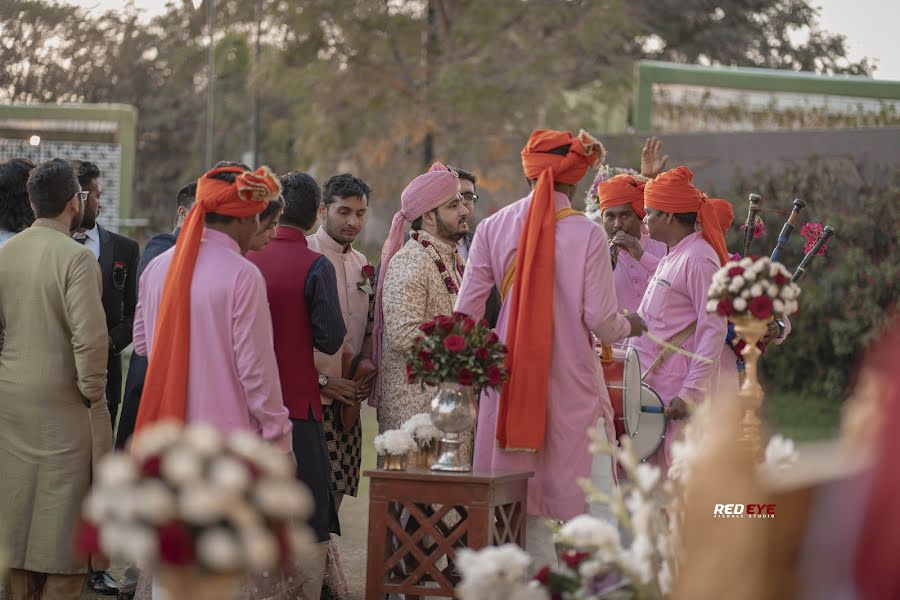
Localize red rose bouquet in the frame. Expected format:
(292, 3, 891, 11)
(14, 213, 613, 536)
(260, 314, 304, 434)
(406, 313, 508, 389)
(706, 256, 800, 319)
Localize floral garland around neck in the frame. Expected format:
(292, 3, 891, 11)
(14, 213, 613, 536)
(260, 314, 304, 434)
(411, 231, 464, 296)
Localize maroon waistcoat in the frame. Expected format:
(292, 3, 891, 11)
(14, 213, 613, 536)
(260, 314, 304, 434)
(248, 227, 322, 421)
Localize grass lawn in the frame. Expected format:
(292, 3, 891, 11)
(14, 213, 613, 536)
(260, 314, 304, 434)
(764, 389, 844, 442)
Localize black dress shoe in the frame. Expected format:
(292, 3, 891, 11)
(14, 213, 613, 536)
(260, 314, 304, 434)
(88, 570, 121, 595)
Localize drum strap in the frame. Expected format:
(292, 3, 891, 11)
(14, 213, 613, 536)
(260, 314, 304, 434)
(642, 322, 698, 379)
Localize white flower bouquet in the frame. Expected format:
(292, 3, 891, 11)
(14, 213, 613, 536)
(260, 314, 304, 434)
(707, 256, 800, 319)
(75, 421, 314, 574)
(401, 413, 442, 443)
(373, 429, 416, 457)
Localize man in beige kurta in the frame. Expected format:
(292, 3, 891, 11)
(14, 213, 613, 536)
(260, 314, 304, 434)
(0, 158, 111, 600)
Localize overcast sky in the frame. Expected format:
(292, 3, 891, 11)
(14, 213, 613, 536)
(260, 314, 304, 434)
(79, 0, 899, 80)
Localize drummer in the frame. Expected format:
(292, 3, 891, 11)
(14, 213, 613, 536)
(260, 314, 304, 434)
(631, 167, 729, 469)
(595, 173, 667, 313)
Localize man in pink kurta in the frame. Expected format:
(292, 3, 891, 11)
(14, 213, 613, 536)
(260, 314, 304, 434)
(134, 167, 292, 452)
(630, 167, 729, 468)
(455, 130, 645, 568)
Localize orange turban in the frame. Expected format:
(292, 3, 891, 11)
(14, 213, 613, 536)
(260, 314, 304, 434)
(708, 197, 734, 233)
(135, 165, 281, 433)
(644, 166, 729, 265)
(498, 129, 602, 452)
(597, 174, 646, 219)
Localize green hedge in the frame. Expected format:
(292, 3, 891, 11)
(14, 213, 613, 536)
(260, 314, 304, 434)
(726, 162, 899, 404)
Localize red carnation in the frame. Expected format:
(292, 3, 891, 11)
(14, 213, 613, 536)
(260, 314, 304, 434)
(423, 359, 435, 371)
(485, 331, 499, 344)
(478, 319, 489, 328)
(773, 272, 788, 285)
(727, 266, 744, 277)
(436, 315, 456, 332)
(748, 295, 773, 319)
(418, 350, 432, 362)
(475, 347, 489, 361)
(458, 368, 474, 386)
(140, 455, 162, 478)
(486, 364, 503, 386)
(561, 550, 591, 570)
(454, 312, 467, 321)
(74, 520, 101, 558)
(716, 297, 733, 316)
(406, 364, 414, 383)
(158, 522, 195, 566)
(460, 317, 476, 334)
(534, 566, 551, 585)
(419, 320, 436, 334)
(362, 265, 376, 279)
(443, 335, 465, 352)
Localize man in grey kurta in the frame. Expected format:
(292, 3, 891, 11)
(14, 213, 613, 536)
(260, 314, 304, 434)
(0, 158, 111, 599)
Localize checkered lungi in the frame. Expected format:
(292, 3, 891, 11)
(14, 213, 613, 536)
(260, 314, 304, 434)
(321, 404, 362, 497)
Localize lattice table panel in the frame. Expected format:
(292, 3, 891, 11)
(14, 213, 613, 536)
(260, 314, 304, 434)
(365, 468, 531, 599)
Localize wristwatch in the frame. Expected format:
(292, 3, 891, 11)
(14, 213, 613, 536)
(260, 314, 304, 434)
(318, 372, 329, 388)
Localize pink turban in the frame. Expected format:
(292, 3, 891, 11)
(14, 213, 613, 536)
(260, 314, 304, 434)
(370, 162, 460, 406)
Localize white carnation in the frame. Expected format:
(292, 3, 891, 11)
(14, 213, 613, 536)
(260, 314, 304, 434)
(240, 527, 279, 571)
(750, 283, 764, 297)
(123, 525, 158, 569)
(83, 488, 117, 522)
(741, 289, 752, 299)
(133, 480, 176, 524)
(731, 275, 745, 289)
(457, 544, 531, 582)
(401, 413, 441, 442)
(764, 434, 798, 471)
(373, 429, 416, 456)
(743, 269, 757, 281)
(254, 478, 312, 520)
(256, 451, 295, 479)
(197, 528, 241, 571)
(634, 463, 661, 493)
(773, 299, 785, 314)
(767, 284, 779, 298)
(99, 521, 129, 558)
(780, 286, 795, 300)
(130, 420, 183, 459)
(109, 488, 140, 522)
(98, 454, 138, 487)
(161, 446, 203, 485)
(286, 523, 317, 562)
(227, 431, 266, 459)
(624, 533, 654, 584)
(557, 515, 621, 555)
(733, 297, 747, 312)
(180, 484, 227, 524)
(706, 300, 719, 313)
(740, 257, 752, 267)
(210, 457, 251, 495)
(184, 423, 224, 456)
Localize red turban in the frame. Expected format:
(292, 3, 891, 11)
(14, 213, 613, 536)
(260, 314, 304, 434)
(597, 174, 646, 219)
(135, 166, 282, 433)
(708, 197, 735, 233)
(498, 129, 602, 452)
(644, 166, 729, 265)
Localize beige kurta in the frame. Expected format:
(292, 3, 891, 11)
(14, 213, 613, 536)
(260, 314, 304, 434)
(0, 219, 110, 574)
(377, 230, 472, 461)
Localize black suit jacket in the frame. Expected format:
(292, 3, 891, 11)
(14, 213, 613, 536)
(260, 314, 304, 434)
(99, 225, 140, 355)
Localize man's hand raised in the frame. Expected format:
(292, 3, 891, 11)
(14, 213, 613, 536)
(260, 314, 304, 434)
(641, 137, 669, 179)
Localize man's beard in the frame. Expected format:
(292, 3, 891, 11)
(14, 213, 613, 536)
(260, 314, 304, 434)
(324, 218, 358, 245)
(70, 209, 85, 232)
(79, 212, 96, 230)
(435, 212, 468, 243)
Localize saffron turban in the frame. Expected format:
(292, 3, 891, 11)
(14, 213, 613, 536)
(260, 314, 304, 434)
(644, 166, 729, 265)
(499, 129, 603, 452)
(597, 174, 646, 219)
(370, 162, 460, 407)
(135, 165, 281, 432)
(708, 197, 735, 233)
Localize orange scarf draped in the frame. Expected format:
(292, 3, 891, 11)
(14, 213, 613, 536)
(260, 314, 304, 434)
(707, 197, 735, 233)
(643, 166, 729, 265)
(597, 173, 646, 219)
(498, 129, 602, 452)
(134, 166, 281, 434)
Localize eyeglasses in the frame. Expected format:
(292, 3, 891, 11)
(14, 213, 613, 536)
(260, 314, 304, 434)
(75, 191, 90, 202)
(461, 192, 479, 205)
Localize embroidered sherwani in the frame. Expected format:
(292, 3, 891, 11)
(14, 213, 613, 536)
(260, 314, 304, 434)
(378, 231, 466, 439)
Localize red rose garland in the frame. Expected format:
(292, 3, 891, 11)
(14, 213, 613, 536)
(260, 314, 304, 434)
(411, 231, 465, 296)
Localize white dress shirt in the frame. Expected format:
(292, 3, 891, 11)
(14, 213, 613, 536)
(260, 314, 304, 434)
(80, 225, 101, 259)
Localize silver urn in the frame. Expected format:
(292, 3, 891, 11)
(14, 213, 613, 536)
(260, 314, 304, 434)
(429, 382, 476, 472)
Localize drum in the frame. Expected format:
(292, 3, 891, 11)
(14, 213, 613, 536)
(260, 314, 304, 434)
(600, 343, 642, 440)
(632, 384, 667, 461)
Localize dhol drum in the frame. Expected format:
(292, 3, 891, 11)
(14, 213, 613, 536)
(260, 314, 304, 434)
(631, 384, 667, 462)
(599, 343, 642, 440)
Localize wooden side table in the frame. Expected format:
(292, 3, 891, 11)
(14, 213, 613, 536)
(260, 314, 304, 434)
(364, 468, 532, 599)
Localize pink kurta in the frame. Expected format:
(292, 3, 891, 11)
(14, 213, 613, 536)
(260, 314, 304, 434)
(455, 191, 631, 521)
(134, 228, 292, 452)
(631, 231, 727, 463)
(612, 232, 666, 314)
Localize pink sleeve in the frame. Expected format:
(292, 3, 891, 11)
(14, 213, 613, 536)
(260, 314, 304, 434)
(678, 254, 728, 404)
(583, 227, 631, 343)
(454, 226, 495, 320)
(638, 250, 661, 274)
(133, 284, 147, 356)
(232, 267, 292, 452)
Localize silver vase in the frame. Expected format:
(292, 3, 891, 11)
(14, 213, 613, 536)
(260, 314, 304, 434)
(429, 382, 476, 472)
